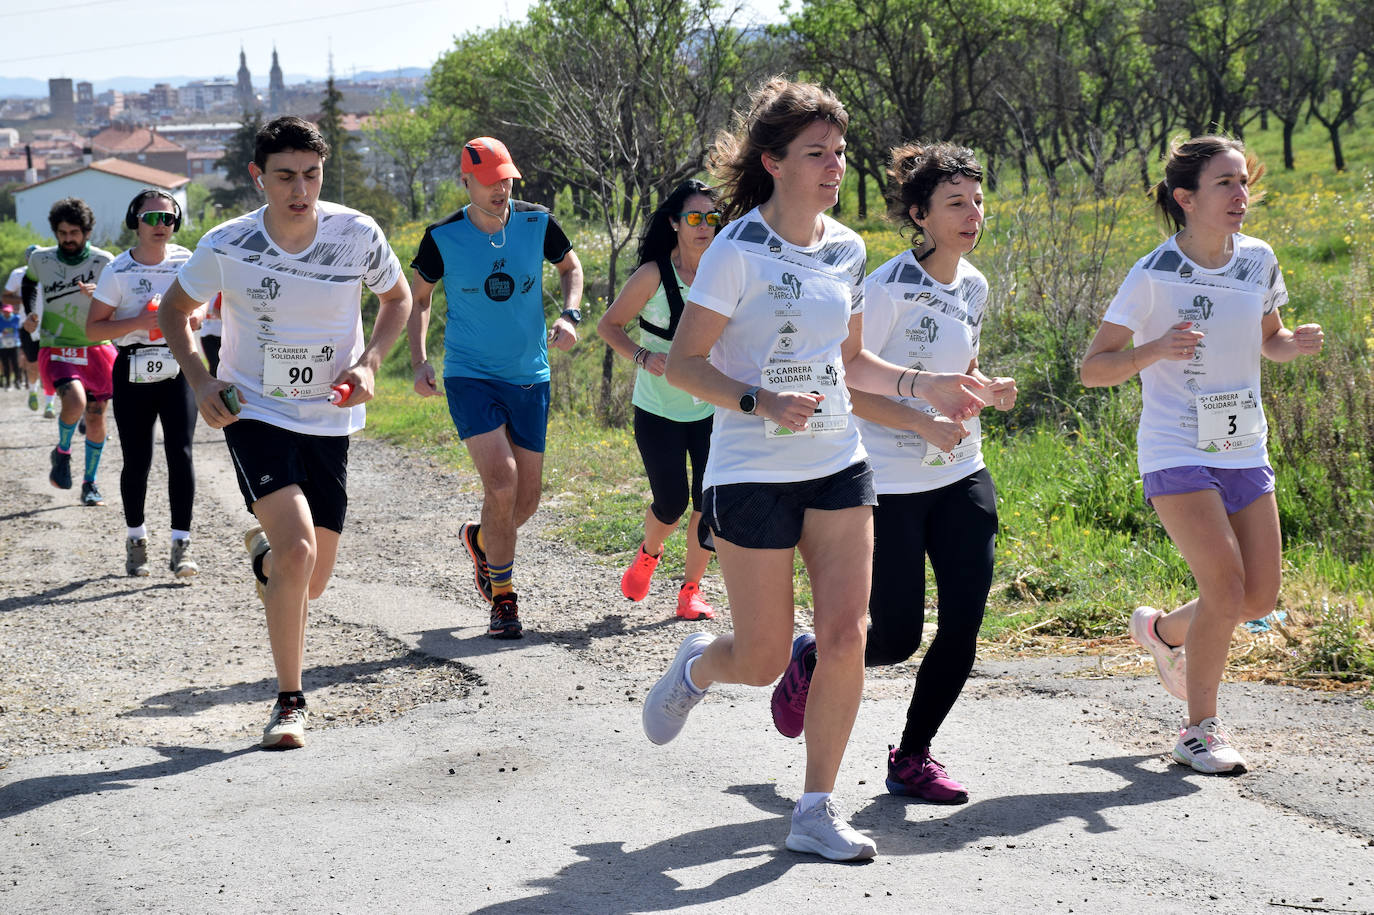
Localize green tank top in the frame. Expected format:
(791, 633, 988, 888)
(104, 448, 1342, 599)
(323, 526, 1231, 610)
(631, 264, 714, 422)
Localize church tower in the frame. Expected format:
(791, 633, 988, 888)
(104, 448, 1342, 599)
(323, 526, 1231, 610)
(235, 46, 254, 111)
(269, 46, 285, 113)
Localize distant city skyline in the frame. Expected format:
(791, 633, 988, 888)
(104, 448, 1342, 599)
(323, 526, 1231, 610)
(0, 0, 782, 84)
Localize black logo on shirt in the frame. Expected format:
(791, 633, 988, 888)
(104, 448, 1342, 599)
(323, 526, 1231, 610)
(769, 272, 803, 300)
(485, 272, 515, 302)
(248, 277, 282, 301)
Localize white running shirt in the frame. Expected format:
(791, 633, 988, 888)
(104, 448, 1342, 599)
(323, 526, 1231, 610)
(93, 244, 194, 347)
(177, 202, 403, 436)
(1104, 233, 1286, 474)
(859, 251, 989, 494)
(687, 207, 867, 487)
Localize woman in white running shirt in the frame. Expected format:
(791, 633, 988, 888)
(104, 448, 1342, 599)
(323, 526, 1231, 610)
(1081, 135, 1323, 774)
(87, 190, 204, 579)
(638, 78, 984, 861)
(853, 142, 1017, 804)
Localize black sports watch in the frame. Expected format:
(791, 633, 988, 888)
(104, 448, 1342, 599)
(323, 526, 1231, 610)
(739, 385, 761, 415)
(559, 307, 582, 325)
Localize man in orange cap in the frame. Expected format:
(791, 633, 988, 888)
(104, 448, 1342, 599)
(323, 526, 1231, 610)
(406, 136, 585, 640)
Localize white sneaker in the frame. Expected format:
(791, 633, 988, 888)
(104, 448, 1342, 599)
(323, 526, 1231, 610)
(642, 632, 713, 745)
(1129, 606, 1187, 700)
(1172, 717, 1247, 774)
(125, 537, 150, 577)
(785, 798, 877, 861)
(261, 700, 308, 750)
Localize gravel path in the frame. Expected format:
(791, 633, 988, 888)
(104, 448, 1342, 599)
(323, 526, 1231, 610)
(4, 390, 1374, 913)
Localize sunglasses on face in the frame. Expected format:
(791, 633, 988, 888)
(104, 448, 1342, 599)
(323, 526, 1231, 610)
(140, 211, 176, 227)
(678, 210, 722, 227)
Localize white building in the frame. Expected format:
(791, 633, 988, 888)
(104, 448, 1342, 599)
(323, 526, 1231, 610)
(14, 158, 191, 246)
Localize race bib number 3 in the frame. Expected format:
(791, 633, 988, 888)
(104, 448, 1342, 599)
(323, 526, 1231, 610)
(761, 361, 847, 439)
(129, 347, 179, 384)
(1197, 388, 1264, 452)
(263, 344, 336, 400)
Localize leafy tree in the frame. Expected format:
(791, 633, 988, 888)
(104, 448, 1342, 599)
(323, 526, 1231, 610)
(1301, 0, 1374, 171)
(505, 0, 750, 417)
(317, 77, 400, 228)
(213, 109, 263, 210)
(365, 94, 458, 220)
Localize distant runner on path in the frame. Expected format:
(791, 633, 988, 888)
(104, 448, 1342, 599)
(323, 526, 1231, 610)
(406, 136, 584, 640)
(157, 115, 412, 750)
(22, 198, 115, 505)
(1081, 135, 1323, 775)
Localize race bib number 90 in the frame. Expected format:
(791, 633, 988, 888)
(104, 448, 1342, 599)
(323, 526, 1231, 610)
(761, 361, 847, 439)
(1197, 388, 1263, 452)
(262, 344, 336, 400)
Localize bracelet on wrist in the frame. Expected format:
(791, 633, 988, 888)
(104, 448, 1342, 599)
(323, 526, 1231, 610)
(908, 368, 922, 399)
(896, 368, 911, 398)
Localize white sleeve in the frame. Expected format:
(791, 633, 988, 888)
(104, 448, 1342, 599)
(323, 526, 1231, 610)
(4, 267, 23, 295)
(685, 240, 745, 318)
(848, 239, 866, 316)
(969, 274, 989, 358)
(362, 219, 404, 294)
(1102, 263, 1152, 332)
(1263, 249, 1287, 316)
(91, 263, 123, 310)
(177, 244, 223, 302)
(860, 275, 896, 352)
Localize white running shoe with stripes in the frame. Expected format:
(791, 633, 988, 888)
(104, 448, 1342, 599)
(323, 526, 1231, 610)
(1172, 717, 1247, 774)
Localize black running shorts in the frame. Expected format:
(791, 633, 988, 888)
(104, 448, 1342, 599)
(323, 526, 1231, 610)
(223, 419, 350, 533)
(701, 459, 876, 550)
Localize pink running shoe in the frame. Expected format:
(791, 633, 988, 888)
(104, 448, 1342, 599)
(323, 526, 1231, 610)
(1129, 606, 1187, 700)
(676, 582, 714, 620)
(621, 543, 660, 601)
(770, 633, 815, 738)
(885, 745, 969, 803)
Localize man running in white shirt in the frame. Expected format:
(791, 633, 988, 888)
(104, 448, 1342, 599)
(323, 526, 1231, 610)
(158, 116, 412, 749)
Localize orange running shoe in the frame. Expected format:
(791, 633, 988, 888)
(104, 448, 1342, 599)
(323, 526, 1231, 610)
(676, 581, 714, 620)
(620, 543, 660, 601)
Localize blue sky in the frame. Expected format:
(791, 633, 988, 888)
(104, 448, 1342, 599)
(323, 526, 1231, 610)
(1, 0, 785, 83)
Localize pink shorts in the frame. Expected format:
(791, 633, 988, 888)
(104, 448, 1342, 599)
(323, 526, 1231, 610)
(38, 344, 116, 400)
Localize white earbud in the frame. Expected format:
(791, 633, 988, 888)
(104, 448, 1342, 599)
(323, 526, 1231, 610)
(254, 174, 264, 190)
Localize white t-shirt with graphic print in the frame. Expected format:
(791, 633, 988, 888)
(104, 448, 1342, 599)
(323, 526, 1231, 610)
(859, 251, 989, 494)
(686, 207, 867, 487)
(93, 244, 193, 347)
(1104, 233, 1286, 474)
(177, 201, 403, 436)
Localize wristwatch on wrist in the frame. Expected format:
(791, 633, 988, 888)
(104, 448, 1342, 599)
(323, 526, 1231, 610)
(739, 385, 761, 415)
(560, 307, 582, 325)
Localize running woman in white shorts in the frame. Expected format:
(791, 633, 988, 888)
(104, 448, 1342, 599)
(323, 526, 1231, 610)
(639, 78, 985, 861)
(158, 116, 412, 750)
(1081, 135, 1323, 774)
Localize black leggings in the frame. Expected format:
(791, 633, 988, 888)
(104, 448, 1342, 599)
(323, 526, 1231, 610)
(112, 348, 198, 530)
(202, 334, 221, 376)
(633, 406, 712, 525)
(865, 467, 998, 752)
(0, 347, 18, 384)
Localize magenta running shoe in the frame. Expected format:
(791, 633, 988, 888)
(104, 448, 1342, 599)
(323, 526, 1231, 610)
(885, 745, 969, 804)
(770, 633, 816, 738)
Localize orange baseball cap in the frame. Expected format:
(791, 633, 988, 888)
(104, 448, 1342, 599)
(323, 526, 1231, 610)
(461, 137, 522, 184)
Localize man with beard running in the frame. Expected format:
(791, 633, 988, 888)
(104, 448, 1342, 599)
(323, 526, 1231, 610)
(22, 198, 115, 504)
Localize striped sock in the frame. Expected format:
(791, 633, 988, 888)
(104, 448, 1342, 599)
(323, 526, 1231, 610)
(83, 439, 104, 483)
(488, 559, 514, 594)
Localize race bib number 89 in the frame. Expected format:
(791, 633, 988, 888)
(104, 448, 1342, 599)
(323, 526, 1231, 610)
(263, 344, 336, 400)
(129, 347, 179, 384)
